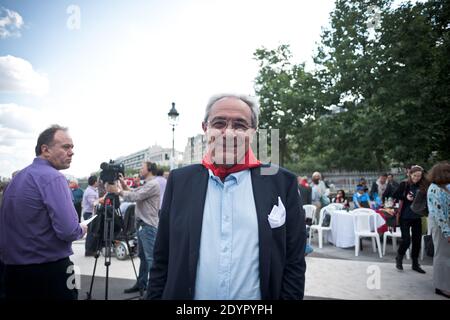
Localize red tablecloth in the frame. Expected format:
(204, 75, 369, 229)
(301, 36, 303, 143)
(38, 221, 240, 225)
(375, 209, 388, 234)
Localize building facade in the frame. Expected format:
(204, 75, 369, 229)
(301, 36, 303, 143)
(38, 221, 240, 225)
(115, 145, 182, 171)
(183, 134, 207, 165)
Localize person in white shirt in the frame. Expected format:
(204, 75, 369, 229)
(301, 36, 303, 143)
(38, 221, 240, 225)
(311, 171, 329, 217)
(108, 162, 160, 296)
(154, 169, 167, 211)
(82, 175, 99, 256)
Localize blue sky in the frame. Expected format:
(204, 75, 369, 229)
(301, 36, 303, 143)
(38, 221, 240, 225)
(0, 0, 338, 178)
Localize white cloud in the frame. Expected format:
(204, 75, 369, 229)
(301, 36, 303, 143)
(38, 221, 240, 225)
(0, 7, 24, 38)
(0, 127, 30, 147)
(0, 103, 40, 133)
(0, 104, 44, 178)
(0, 0, 337, 178)
(0, 138, 35, 179)
(0, 147, 34, 179)
(0, 55, 49, 95)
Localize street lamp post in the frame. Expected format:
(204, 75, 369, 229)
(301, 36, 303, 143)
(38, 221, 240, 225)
(168, 102, 179, 170)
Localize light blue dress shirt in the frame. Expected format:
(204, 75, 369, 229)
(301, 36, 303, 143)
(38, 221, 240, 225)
(194, 169, 261, 300)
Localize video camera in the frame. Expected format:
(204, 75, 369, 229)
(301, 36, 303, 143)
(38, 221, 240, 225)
(90, 200, 123, 239)
(100, 160, 125, 184)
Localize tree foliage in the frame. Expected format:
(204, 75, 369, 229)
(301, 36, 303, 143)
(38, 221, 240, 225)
(254, 0, 450, 172)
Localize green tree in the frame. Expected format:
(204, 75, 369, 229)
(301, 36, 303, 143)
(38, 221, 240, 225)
(254, 45, 326, 166)
(313, 0, 450, 168)
(371, 0, 450, 164)
(253, 0, 449, 172)
(125, 168, 139, 177)
(312, 0, 394, 170)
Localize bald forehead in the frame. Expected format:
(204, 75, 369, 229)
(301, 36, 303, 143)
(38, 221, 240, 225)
(209, 97, 252, 121)
(54, 129, 71, 141)
(53, 130, 73, 147)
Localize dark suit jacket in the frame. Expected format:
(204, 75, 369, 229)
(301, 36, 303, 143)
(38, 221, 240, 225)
(382, 181, 400, 202)
(148, 164, 306, 300)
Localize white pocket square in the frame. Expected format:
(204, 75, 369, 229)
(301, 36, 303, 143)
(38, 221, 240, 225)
(268, 196, 286, 229)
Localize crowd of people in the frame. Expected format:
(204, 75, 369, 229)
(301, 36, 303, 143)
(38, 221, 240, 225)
(70, 162, 167, 297)
(0, 93, 448, 301)
(299, 164, 450, 298)
(0, 94, 307, 301)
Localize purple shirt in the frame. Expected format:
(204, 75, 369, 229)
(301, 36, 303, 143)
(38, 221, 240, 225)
(0, 157, 83, 265)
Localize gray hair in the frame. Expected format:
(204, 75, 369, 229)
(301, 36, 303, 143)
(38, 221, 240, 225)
(312, 171, 322, 179)
(203, 93, 259, 129)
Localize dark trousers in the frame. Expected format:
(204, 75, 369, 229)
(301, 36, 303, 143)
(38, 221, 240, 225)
(74, 202, 82, 222)
(83, 212, 99, 253)
(4, 257, 78, 300)
(0, 259, 5, 300)
(398, 218, 422, 259)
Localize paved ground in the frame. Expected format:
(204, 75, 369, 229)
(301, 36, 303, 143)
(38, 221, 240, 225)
(70, 236, 446, 300)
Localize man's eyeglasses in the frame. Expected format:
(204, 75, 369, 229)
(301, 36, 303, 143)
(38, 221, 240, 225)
(207, 118, 252, 132)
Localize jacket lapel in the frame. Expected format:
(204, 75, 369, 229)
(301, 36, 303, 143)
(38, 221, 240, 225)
(251, 167, 276, 299)
(188, 165, 209, 294)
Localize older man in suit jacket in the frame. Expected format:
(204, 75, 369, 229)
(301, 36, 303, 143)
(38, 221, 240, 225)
(147, 94, 306, 300)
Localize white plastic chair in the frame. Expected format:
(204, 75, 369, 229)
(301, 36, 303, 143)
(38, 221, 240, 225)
(383, 227, 402, 255)
(406, 247, 411, 260)
(327, 203, 344, 211)
(309, 206, 332, 249)
(419, 237, 425, 260)
(390, 228, 411, 260)
(383, 228, 412, 260)
(420, 218, 432, 260)
(352, 208, 375, 215)
(404, 230, 413, 260)
(352, 208, 383, 258)
(303, 205, 317, 225)
(405, 222, 431, 260)
(405, 221, 431, 260)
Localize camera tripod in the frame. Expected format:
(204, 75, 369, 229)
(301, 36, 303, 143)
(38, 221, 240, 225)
(85, 193, 139, 300)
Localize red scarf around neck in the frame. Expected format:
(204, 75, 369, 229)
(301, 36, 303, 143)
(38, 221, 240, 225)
(202, 147, 261, 181)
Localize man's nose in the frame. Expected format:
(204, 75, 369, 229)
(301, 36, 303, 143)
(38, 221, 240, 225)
(221, 126, 237, 136)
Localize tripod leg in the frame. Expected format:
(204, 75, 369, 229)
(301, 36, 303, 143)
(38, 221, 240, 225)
(124, 234, 139, 280)
(104, 196, 117, 301)
(105, 260, 109, 301)
(104, 221, 113, 300)
(86, 247, 102, 300)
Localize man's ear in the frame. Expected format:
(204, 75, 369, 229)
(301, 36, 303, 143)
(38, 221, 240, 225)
(202, 122, 207, 133)
(41, 144, 49, 155)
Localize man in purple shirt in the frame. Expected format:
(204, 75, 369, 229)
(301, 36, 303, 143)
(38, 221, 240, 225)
(0, 125, 87, 300)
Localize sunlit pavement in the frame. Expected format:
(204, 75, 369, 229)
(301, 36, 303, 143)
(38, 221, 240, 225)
(71, 238, 446, 300)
